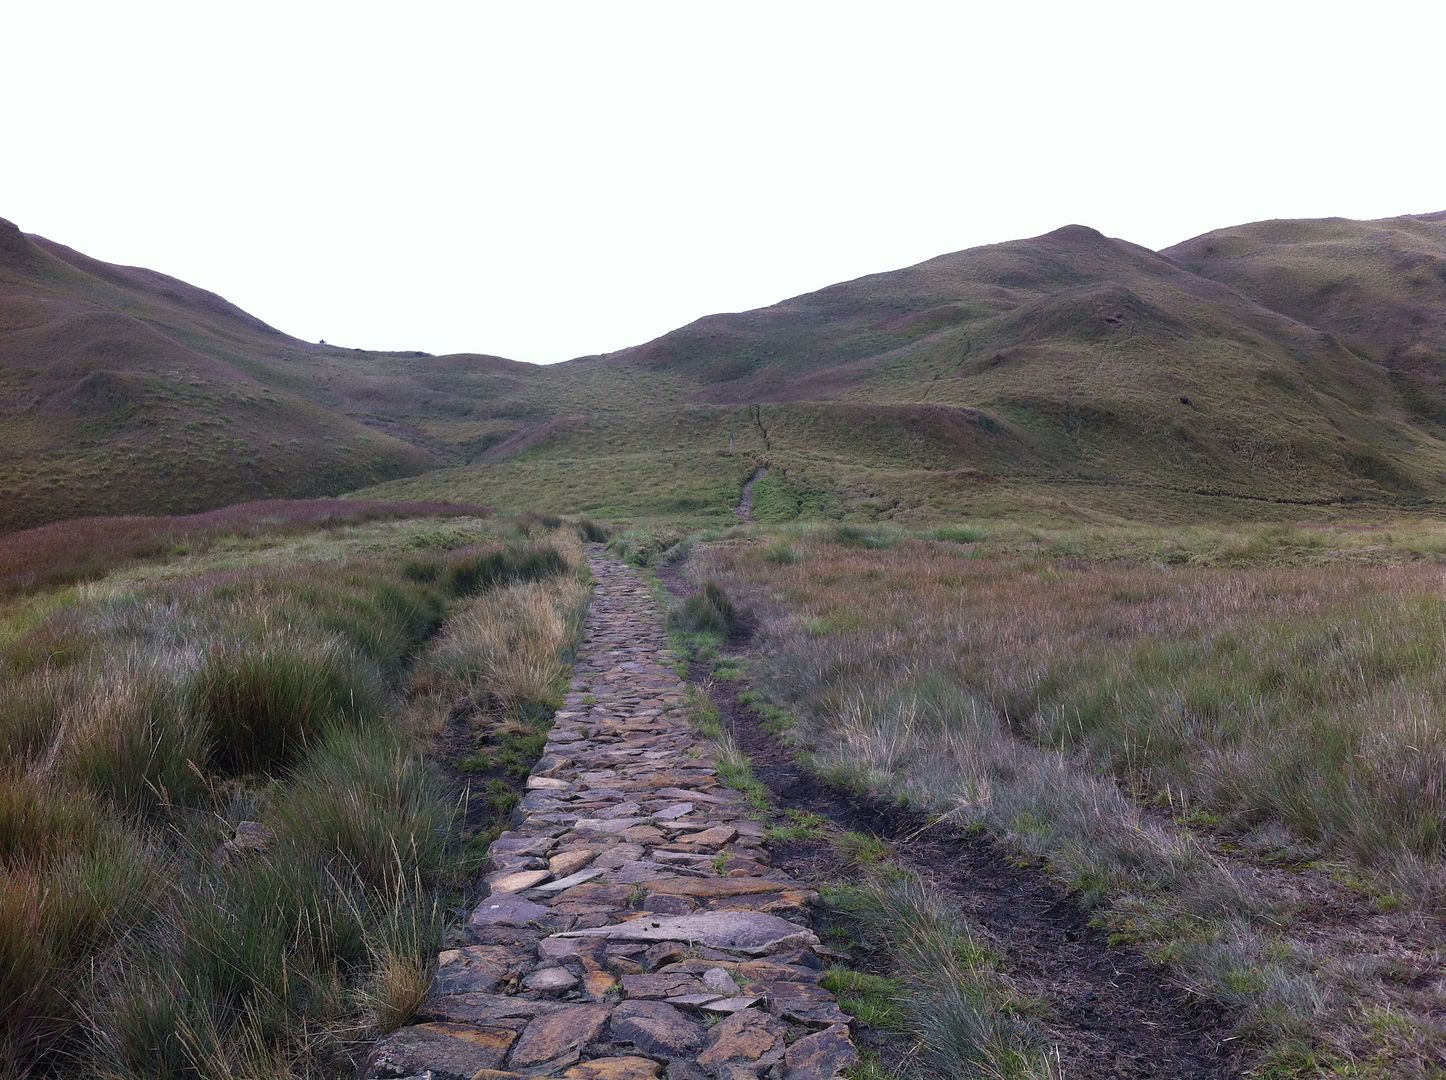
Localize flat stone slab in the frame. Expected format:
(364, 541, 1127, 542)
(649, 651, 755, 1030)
(365, 1021, 519, 1078)
(558, 911, 819, 955)
(469, 892, 550, 927)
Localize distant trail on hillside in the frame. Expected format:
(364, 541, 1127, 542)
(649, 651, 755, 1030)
(735, 467, 769, 521)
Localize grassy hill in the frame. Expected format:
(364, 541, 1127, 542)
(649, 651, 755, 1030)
(370, 220, 1446, 523)
(0, 218, 565, 530)
(1164, 211, 1446, 424)
(7, 211, 1446, 530)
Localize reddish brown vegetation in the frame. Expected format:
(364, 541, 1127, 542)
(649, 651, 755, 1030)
(0, 499, 487, 597)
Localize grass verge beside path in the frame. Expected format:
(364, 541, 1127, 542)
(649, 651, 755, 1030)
(683, 531, 1445, 1076)
(0, 514, 589, 1079)
(670, 600, 1056, 1080)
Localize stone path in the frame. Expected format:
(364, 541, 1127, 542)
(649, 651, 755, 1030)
(365, 553, 858, 1080)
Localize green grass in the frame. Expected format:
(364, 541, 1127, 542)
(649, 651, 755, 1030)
(821, 966, 909, 1030)
(668, 580, 747, 639)
(824, 867, 1053, 1080)
(0, 513, 587, 1077)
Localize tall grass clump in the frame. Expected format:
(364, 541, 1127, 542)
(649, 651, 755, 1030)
(828, 866, 1054, 1080)
(443, 540, 567, 595)
(827, 522, 897, 549)
(190, 635, 381, 776)
(63, 666, 210, 814)
(576, 517, 610, 543)
(269, 725, 454, 890)
(417, 534, 588, 718)
(670, 581, 747, 640)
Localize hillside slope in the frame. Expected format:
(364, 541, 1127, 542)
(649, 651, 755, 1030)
(378, 220, 1446, 522)
(585, 224, 1446, 500)
(0, 218, 590, 529)
(8, 211, 1446, 530)
(1164, 211, 1446, 423)
(0, 217, 431, 527)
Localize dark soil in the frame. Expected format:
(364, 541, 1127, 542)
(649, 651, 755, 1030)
(661, 570, 1243, 1080)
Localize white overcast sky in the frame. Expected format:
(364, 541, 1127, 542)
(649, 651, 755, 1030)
(6, 1, 1445, 363)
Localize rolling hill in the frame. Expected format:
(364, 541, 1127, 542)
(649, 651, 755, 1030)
(1164, 211, 1446, 424)
(370, 214, 1446, 523)
(5, 210, 1446, 531)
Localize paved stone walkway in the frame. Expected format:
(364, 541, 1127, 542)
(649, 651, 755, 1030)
(366, 553, 858, 1080)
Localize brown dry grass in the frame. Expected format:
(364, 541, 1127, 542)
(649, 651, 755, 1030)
(697, 529, 1446, 1073)
(0, 498, 485, 597)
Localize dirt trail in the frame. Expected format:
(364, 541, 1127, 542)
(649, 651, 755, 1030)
(366, 551, 860, 1079)
(735, 467, 769, 521)
(662, 586, 1242, 1079)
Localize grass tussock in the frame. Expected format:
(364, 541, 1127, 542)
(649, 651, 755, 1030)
(0, 516, 580, 1078)
(669, 580, 748, 640)
(827, 866, 1055, 1080)
(420, 577, 583, 716)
